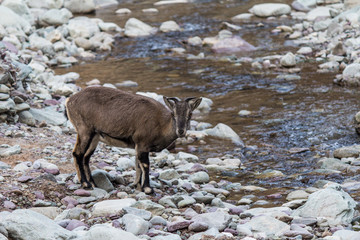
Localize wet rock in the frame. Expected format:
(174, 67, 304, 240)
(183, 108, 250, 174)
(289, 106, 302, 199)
(191, 210, 231, 231)
(280, 52, 296, 67)
(189, 171, 210, 184)
(249, 3, 291, 17)
(0, 145, 21, 157)
(124, 18, 157, 37)
(292, 185, 357, 226)
(204, 123, 244, 147)
(81, 224, 141, 240)
(131, 200, 165, 216)
(0, 209, 76, 240)
(242, 215, 290, 237)
(29, 107, 67, 126)
(92, 169, 115, 192)
(92, 198, 136, 217)
(160, 21, 181, 32)
(40, 8, 72, 26)
(64, 0, 95, 13)
(122, 214, 150, 235)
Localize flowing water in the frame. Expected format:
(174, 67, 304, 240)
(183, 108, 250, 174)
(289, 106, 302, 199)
(56, 0, 360, 204)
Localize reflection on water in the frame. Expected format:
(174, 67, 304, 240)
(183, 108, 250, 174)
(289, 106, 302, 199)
(56, 0, 360, 202)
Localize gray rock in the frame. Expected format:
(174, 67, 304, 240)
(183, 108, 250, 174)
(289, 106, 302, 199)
(18, 111, 36, 126)
(29, 207, 61, 220)
(249, 3, 291, 17)
(40, 8, 72, 26)
(191, 210, 231, 231)
(0, 209, 76, 240)
(80, 224, 141, 240)
(29, 35, 54, 56)
(122, 214, 150, 235)
(116, 157, 135, 170)
(317, 157, 352, 172)
(159, 169, 180, 181)
(94, 0, 118, 8)
(29, 107, 67, 126)
(286, 190, 309, 201)
(177, 196, 196, 208)
(189, 171, 210, 184)
(0, 98, 15, 113)
(2, 0, 34, 24)
(177, 152, 199, 162)
(0, 161, 10, 169)
(167, 218, 191, 232)
(292, 185, 357, 226)
(0, 85, 10, 94)
(297, 47, 312, 55)
(0, 145, 21, 157)
(313, 19, 331, 31)
(64, 0, 95, 13)
(243, 215, 290, 237)
(291, 0, 316, 11)
(204, 123, 244, 147)
(123, 207, 152, 220)
(124, 18, 157, 37)
(92, 169, 115, 192)
(280, 52, 296, 67)
(92, 198, 136, 217)
(150, 216, 167, 226)
(55, 207, 90, 221)
(131, 200, 165, 216)
(188, 221, 209, 232)
(241, 207, 291, 219)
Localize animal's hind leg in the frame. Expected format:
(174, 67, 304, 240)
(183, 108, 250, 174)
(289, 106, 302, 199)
(83, 134, 99, 188)
(73, 132, 95, 189)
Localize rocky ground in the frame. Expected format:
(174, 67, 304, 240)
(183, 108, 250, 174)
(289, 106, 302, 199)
(2, 0, 360, 239)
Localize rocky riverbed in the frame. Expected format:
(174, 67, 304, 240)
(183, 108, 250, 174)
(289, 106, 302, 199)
(2, 0, 360, 239)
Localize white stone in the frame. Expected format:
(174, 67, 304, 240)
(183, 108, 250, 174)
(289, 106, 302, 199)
(2, 0, 34, 25)
(0, 98, 16, 113)
(80, 224, 141, 240)
(189, 171, 210, 184)
(29, 107, 67, 126)
(116, 8, 131, 14)
(122, 214, 150, 235)
(243, 215, 290, 237)
(231, 13, 253, 21)
(306, 7, 331, 21)
(292, 185, 357, 226)
(26, 0, 63, 9)
(142, 8, 159, 14)
(92, 199, 136, 217)
(160, 20, 181, 32)
(204, 123, 244, 147)
(191, 209, 231, 231)
(98, 22, 120, 32)
(0, 6, 31, 34)
(297, 47, 312, 55)
(124, 18, 157, 37)
(333, 230, 360, 240)
(249, 3, 291, 17)
(280, 52, 296, 67)
(40, 8, 72, 26)
(343, 63, 360, 79)
(67, 17, 100, 38)
(187, 36, 202, 46)
(116, 157, 135, 170)
(64, 0, 95, 13)
(176, 152, 199, 162)
(154, 0, 188, 6)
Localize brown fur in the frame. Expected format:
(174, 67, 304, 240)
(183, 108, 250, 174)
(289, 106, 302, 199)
(66, 86, 201, 193)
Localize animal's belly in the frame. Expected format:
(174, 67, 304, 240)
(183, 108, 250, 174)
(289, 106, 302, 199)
(99, 135, 135, 148)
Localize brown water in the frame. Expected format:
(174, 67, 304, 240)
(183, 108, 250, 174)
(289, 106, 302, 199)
(56, 0, 360, 204)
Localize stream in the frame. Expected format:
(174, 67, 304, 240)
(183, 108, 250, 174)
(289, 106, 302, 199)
(56, 0, 360, 205)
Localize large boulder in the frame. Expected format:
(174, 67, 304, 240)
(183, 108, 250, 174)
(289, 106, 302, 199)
(64, 0, 95, 13)
(0, 6, 31, 34)
(2, 0, 34, 25)
(124, 18, 157, 37)
(26, 0, 64, 9)
(40, 8, 72, 26)
(67, 17, 100, 38)
(29, 107, 67, 126)
(249, 3, 291, 17)
(0, 209, 76, 240)
(292, 185, 357, 226)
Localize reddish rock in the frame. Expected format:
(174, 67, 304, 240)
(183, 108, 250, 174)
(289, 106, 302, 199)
(167, 220, 192, 232)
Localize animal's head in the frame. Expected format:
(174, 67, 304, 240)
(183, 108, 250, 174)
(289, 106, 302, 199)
(164, 96, 202, 138)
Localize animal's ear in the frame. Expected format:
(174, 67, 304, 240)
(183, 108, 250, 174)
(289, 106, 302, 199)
(164, 96, 178, 110)
(186, 97, 202, 111)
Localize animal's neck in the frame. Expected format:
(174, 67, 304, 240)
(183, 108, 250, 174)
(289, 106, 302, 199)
(164, 114, 178, 142)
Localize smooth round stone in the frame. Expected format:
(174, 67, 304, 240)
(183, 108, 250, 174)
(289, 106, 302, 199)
(189, 171, 210, 184)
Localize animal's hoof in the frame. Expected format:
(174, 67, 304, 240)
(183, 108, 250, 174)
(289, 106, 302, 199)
(82, 182, 94, 190)
(143, 186, 154, 194)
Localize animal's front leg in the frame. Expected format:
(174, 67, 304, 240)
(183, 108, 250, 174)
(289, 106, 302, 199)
(133, 157, 142, 191)
(138, 151, 153, 194)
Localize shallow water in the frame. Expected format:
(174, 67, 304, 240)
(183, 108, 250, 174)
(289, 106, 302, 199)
(56, 0, 360, 204)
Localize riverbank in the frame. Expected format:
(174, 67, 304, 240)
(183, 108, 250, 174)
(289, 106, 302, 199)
(1, 0, 360, 239)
